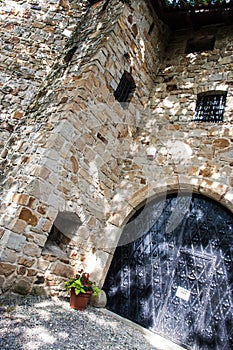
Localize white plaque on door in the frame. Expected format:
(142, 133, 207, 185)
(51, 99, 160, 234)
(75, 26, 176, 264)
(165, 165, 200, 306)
(175, 286, 191, 301)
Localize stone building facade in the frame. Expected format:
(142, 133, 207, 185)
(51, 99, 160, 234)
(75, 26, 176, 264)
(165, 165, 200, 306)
(0, 0, 232, 302)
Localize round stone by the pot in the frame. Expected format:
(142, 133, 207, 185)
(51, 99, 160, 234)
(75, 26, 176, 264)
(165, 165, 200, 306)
(90, 289, 107, 308)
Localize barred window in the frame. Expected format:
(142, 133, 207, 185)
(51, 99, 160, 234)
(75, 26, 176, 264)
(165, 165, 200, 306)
(193, 92, 227, 122)
(114, 71, 136, 105)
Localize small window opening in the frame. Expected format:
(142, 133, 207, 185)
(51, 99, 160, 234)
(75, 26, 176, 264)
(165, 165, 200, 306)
(167, 84, 177, 92)
(42, 212, 82, 259)
(114, 71, 136, 106)
(88, 0, 100, 5)
(101, 0, 110, 11)
(185, 36, 215, 54)
(64, 46, 78, 63)
(193, 92, 227, 123)
(42, 224, 70, 262)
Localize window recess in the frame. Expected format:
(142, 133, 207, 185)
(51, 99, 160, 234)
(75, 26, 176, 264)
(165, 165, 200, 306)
(185, 36, 215, 54)
(114, 71, 136, 107)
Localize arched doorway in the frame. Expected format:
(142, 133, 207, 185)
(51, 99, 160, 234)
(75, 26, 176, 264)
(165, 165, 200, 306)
(103, 194, 233, 350)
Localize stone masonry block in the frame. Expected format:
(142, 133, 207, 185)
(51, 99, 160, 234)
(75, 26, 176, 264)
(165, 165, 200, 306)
(70, 155, 78, 173)
(221, 190, 233, 213)
(5, 232, 26, 252)
(32, 232, 48, 247)
(213, 138, 230, 149)
(0, 262, 16, 277)
(0, 227, 4, 239)
(13, 278, 32, 295)
(19, 208, 38, 227)
(23, 242, 41, 258)
(0, 248, 17, 263)
(37, 258, 50, 271)
(199, 180, 228, 201)
(27, 179, 53, 202)
(12, 193, 29, 205)
(54, 120, 75, 141)
(18, 257, 36, 268)
(43, 158, 60, 173)
(44, 134, 67, 151)
(11, 219, 27, 234)
(50, 262, 75, 278)
(31, 165, 51, 180)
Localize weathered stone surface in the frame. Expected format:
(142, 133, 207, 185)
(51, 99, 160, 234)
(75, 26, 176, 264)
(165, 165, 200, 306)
(199, 164, 216, 177)
(27, 269, 37, 277)
(12, 194, 29, 205)
(18, 257, 36, 268)
(50, 262, 75, 278)
(37, 258, 50, 271)
(219, 148, 233, 162)
(0, 262, 16, 277)
(0, 0, 232, 298)
(13, 278, 32, 295)
(90, 289, 107, 308)
(13, 111, 24, 119)
(221, 190, 233, 213)
(213, 138, 230, 149)
(37, 205, 47, 215)
(230, 178, 233, 187)
(2, 274, 17, 293)
(0, 0, 89, 120)
(31, 166, 51, 180)
(0, 248, 17, 263)
(30, 231, 47, 247)
(199, 180, 228, 201)
(23, 242, 41, 258)
(11, 219, 27, 234)
(42, 242, 69, 263)
(19, 208, 38, 227)
(5, 232, 26, 252)
(70, 155, 79, 173)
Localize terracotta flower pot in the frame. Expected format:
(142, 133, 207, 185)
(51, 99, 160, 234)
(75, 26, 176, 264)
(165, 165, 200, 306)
(70, 288, 93, 311)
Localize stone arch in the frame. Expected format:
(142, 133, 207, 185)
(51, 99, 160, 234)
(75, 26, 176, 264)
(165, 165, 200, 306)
(110, 177, 233, 230)
(196, 85, 228, 95)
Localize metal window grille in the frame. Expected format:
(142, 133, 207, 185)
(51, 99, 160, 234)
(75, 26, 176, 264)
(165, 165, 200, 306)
(194, 93, 226, 122)
(114, 72, 136, 104)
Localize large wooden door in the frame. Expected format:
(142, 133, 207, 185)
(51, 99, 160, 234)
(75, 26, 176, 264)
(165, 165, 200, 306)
(103, 194, 233, 349)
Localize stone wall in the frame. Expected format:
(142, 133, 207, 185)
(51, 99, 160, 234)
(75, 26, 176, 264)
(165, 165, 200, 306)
(0, 0, 90, 155)
(105, 24, 233, 229)
(0, 0, 169, 296)
(0, 1, 232, 297)
(147, 25, 233, 206)
(0, 0, 89, 120)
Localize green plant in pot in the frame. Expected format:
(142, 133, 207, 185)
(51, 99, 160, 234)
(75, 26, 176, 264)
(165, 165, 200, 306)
(64, 269, 101, 310)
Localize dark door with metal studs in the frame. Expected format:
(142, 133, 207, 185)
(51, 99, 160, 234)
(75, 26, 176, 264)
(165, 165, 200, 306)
(103, 194, 233, 350)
